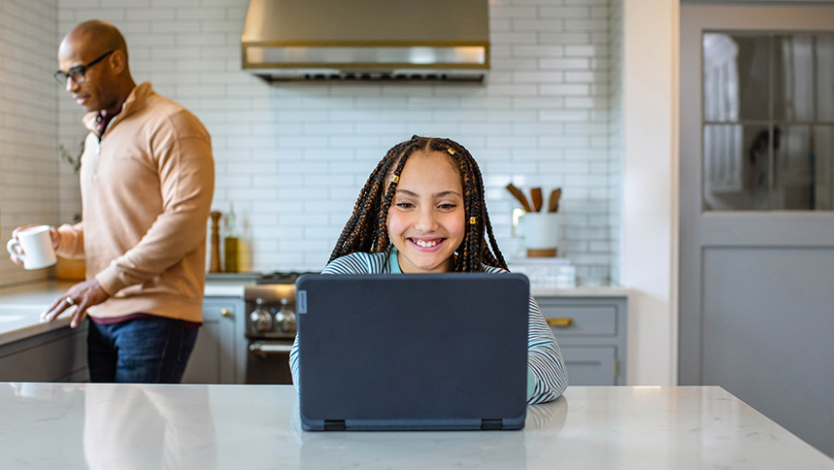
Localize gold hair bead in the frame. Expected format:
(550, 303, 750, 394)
(391, 175, 399, 183)
(447, 148, 456, 156)
(469, 217, 477, 225)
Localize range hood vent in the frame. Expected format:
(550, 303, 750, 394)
(242, 0, 490, 83)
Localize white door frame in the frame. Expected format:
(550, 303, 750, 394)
(621, 0, 680, 386)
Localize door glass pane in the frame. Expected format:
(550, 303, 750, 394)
(772, 126, 834, 210)
(704, 34, 770, 122)
(772, 126, 812, 209)
(773, 35, 815, 122)
(704, 125, 771, 210)
(816, 35, 834, 122)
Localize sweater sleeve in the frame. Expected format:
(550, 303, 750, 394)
(525, 295, 569, 404)
(55, 222, 85, 260)
(95, 134, 214, 295)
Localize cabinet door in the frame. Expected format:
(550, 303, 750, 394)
(560, 346, 616, 386)
(0, 325, 87, 382)
(182, 300, 238, 384)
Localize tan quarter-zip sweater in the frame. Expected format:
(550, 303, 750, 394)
(56, 82, 215, 323)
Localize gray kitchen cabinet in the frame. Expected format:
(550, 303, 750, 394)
(182, 298, 243, 384)
(534, 296, 627, 386)
(0, 323, 89, 382)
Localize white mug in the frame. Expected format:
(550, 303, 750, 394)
(7, 225, 57, 270)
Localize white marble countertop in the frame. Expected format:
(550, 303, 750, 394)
(0, 384, 830, 469)
(0, 279, 249, 348)
(531, 286, 629, 297)
(201, 277, 631, 299)
(0, 281, 77, 347)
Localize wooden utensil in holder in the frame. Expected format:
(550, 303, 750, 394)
(209, 211, 222, 273)
(548, 188, 562, 213)
(531, 187, 543, 213)
(506, 184, 533, 212)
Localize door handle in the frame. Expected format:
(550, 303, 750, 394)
(546, 317, 574, 328)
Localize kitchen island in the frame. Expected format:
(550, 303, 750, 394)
(1, 384, 831, 469)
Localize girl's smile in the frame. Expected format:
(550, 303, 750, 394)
(409, 237, 445, 251)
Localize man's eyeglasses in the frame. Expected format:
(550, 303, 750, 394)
(53, 50, 114, 85)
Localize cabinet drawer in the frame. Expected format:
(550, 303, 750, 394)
(536, 302, 617, 336)
(560, 346, 617, 386)
(0, 329, 86, 382)
(202, 301, 237, 321)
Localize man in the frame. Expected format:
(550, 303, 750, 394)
(9, 21, 214, 383)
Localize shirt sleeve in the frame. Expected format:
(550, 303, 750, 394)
(55, 221, 85, 260)
(526, 295, 569, 404)
(95, 135, 214, 295)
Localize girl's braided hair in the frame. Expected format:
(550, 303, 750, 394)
(329, 136, 507, 272)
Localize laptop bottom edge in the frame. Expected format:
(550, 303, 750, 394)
(301, 416, 526, 432)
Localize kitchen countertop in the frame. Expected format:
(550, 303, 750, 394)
(0, 281, 77, 347)
(0, 279, 629, 348)
(202, 274, 631, 298)
(1, 384, 830, 469)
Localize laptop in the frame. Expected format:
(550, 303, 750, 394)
(296, 273, 530, 431)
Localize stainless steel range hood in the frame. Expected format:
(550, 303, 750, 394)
(241, 0, 490, 83)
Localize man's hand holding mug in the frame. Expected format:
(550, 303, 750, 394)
(7, 225, 59, 270)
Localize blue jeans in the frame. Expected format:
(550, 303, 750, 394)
(87, 317, 199, 383)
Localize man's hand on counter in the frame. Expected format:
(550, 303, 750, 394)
(41, 279, 110, 328)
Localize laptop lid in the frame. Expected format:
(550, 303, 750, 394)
(296, 273, 529, 431)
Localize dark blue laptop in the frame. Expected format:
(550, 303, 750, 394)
(296, 273, 529, 431)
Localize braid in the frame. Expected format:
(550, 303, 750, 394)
(373, 141, 421, 251)
(329, 136, 509, 272)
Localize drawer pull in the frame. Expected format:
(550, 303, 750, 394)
(220, 308, 232, 317)
(546, 318, 574, 328)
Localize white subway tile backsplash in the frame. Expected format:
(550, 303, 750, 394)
(0, 0, 58, 287)
(490, 6, 537, 19)
(46, 0, 621, 283)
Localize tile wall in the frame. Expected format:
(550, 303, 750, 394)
(53, 0, 620, 284)
(0, 0, 58, 286)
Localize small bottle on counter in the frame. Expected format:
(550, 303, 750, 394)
(223, 203, 239, 273)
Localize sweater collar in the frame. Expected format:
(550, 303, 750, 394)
(82, 82, 153, 136)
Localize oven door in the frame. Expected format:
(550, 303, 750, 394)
(246, 339, 294, 384)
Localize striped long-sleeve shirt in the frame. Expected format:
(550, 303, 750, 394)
(289, 248, 568, 404)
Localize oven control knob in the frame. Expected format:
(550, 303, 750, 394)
(275, 298, 297, 333)
(250, 298, 272, 332)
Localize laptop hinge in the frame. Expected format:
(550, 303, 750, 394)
(481, 419, 503, 430)
(324, 420, 346, 431)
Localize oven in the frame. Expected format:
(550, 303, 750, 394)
(244, 273, 311, 384)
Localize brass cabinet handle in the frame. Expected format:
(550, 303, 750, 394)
(220, 308, 232, 317)
(546, 317, 573, 328)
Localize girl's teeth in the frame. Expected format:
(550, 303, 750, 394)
(415, 240, 438, 248)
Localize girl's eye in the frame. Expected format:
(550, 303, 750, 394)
(438, 203, 457, 210)
(396, 202, 414, 209)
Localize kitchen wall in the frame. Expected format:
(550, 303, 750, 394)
(0, 0, 58, 287)
(56, 0, 620, 284)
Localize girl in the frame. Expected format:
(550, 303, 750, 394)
(290, 136, 568, 404)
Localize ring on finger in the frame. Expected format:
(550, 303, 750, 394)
(65, 297, 75, 306)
